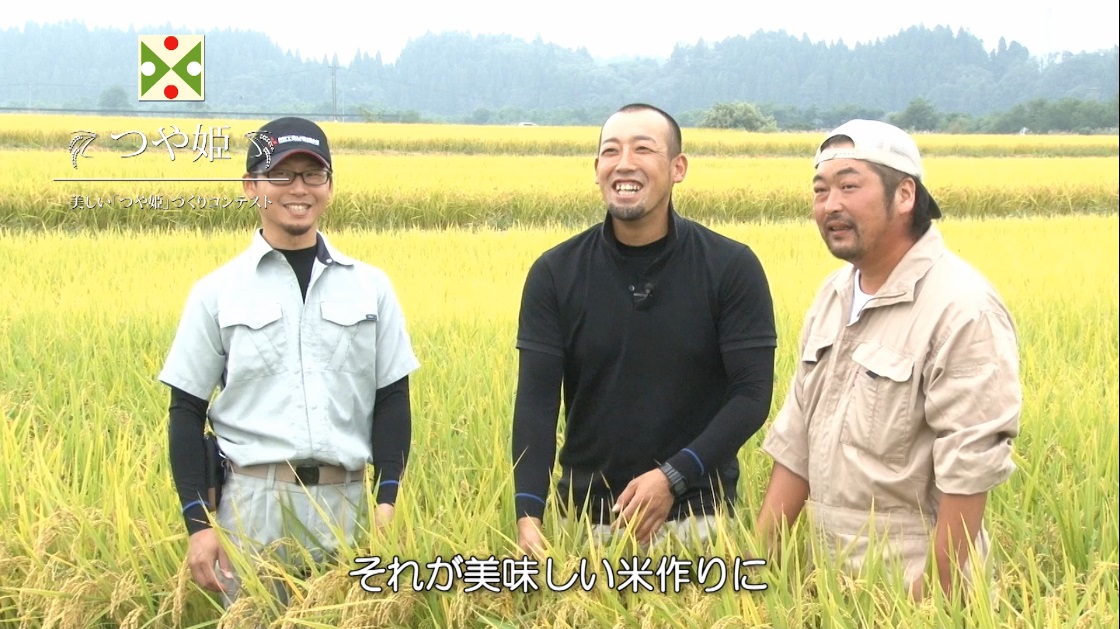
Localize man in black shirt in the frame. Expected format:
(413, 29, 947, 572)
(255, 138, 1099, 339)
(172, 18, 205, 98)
(512, 103, 777, 553)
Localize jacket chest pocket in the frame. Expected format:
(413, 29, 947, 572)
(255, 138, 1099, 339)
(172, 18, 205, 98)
(840, 343, 917, 464)
(320, 301, 379, 374)
(799, 334, 836, 408)
(218, 303, 286, 381)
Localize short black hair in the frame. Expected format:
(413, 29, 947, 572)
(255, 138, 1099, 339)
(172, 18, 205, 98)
(598, 103, 683, 157)
(863, 161, 933, 239)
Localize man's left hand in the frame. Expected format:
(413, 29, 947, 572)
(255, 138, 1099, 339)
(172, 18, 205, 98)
(374, 503, 395, 530)
(612, 468, 675, 545)
(909, 576, 925, 602)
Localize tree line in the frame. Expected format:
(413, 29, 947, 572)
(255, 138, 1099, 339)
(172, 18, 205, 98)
(694, 96, 1119, 134)
(0, 22, 1116, 132)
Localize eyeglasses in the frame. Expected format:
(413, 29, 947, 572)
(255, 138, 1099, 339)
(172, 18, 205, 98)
(257, 169, 331, 186)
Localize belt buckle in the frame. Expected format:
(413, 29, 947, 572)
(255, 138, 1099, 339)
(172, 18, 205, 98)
(294, 465, 320, 485)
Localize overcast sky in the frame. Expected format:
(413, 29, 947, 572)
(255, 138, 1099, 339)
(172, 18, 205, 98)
(4, 0, 1117, 63)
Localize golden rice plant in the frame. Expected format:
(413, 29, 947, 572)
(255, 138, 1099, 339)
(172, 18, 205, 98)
(0, 215, 1116, 628)
(3, 148, 1117, 230)
(1, 113, 1116, 157)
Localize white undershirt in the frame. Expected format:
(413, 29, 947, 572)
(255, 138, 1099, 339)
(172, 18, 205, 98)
(849, 270, 875, 325)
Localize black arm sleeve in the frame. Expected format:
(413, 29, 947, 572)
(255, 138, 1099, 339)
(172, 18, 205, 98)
(511, 347, 564, 520)
(370, 375, 411, 504)
(168, 386, 211, 535)
(664, 346, 776, 485)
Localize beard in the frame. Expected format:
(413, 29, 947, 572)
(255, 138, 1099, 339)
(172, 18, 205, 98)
(280, 222, 315, 237)
(824, 224, 864, 259)
(821, 225, 862, 261)
(822, 203, 897, 261)
(826, 239, 862, 262)
(607, 203, 651, 222)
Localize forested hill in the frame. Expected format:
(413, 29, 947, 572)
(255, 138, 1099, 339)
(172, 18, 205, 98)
(1, 21, 1116, 120)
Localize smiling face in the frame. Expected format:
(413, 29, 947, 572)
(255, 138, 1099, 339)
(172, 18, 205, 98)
(594, 108, 687, 226)
(812, 142, 916, 271)
(243, 153, 333, 249)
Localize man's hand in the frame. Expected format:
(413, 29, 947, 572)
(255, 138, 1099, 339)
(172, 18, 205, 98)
(186, 528, 233, 592)
(612, 468, 675, 545)
(932, 492, 988, 600)
(517, 516, 547, 558)
(909, 575, 926, 602)
(374, 503, 395, 531)
(754, 462, 810, 559)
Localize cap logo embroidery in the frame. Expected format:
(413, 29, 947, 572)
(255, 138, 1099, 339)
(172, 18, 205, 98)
(277, 134, 320, 146)
(245, 131, 277, 170)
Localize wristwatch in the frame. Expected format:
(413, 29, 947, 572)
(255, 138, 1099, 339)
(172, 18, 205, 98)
(658, 462, 688, 498)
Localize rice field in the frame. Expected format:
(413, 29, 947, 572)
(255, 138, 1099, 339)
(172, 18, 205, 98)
(2, 114, 1118, 157)
(4, 149, 1118, 230)
(0, 114, 1117, 628)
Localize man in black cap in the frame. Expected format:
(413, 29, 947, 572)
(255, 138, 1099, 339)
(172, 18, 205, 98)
(160, 117, 420, 606)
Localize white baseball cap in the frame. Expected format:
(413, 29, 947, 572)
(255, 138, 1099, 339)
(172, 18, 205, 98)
(815, 119, 941, 218)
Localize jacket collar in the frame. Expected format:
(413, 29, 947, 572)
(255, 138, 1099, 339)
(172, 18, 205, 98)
(246, 229, 355, 268)
(830, 225, 947, 308)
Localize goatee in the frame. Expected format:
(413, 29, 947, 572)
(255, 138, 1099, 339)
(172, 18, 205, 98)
(607, 204, 647, 222)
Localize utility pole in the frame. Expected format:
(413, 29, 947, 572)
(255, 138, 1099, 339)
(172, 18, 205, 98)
(331, 59, 338, 121)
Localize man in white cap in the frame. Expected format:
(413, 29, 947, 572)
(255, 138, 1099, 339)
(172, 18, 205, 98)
(755, 119, 1021, 601)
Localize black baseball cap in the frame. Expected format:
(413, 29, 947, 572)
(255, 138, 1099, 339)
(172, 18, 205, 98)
(245, 117, 332, 173)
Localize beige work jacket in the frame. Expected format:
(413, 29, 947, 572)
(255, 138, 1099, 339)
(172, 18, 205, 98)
(763, 226, 1021, 584)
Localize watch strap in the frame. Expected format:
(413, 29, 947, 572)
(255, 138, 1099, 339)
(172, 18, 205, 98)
(659, 462, 688, 498)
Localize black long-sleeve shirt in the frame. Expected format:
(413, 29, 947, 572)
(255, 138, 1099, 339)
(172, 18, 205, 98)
(169, 376, 411, 535)
(512, 210, 778, 523)
(512, 346, 774, 521)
